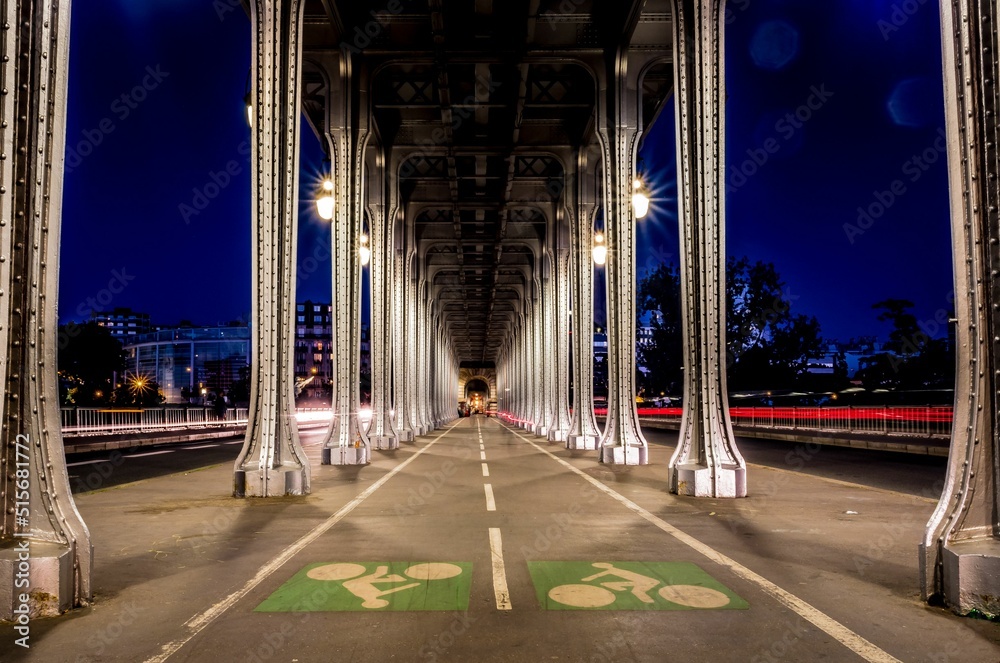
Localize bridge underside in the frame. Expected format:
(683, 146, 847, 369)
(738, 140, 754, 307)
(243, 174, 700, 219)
(3, 0, 1000, 624)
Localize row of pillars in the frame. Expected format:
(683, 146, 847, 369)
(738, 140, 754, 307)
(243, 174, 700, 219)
(3, 0, 999, 620)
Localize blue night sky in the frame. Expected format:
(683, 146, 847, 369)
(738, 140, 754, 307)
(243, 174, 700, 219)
(61, 1, 951, 344)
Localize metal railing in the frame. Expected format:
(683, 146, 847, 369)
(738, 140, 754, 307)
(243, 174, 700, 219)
(61, 407, 250, 434)
(634, 406, 952, 437)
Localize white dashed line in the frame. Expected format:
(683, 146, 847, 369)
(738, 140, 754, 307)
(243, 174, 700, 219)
(480, 450, 487, 461)
(484, 483, 496, 511)
(488, 528, 512, 610)
(482, 463, 490, 477)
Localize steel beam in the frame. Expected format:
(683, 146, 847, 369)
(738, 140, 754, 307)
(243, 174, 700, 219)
(667, 1, 746, 497)
(234, 0, 312, 496)
(548, 245, 573, 442)
(367, 150, 399, 451)
(567, 150, 601, 450)
(0, 0, 93, 618)
(921, 0, 1000, 616)
(322, 51, 371, 466)
(595, 49, 648, 466)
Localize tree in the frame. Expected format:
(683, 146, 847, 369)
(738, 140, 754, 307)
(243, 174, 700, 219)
(636, 257, 824, 393)
(636, 263, 683, 396)
(856, 299, 954, 391)
(110, 376, 165, 407)
(58, 322, 127, 405)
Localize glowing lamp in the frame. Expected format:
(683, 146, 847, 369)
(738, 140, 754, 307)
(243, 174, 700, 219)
(316, 179, 335, 220)
(592, 231, 607, 266)
(631, 178, 650, 219)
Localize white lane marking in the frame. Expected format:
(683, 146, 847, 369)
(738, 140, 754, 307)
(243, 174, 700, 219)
(223, 440, 244, 445)
(506, 424, 904, 663)
(482, 463, 490, 477)
(484, 484, 497, 511)
(480, 450, 487, 461)
(126, 451, 174, 458)
(145, 422, 463, 663)
(182, 444, 221, 450)
(67, 459, 108, 467)
(488, 528, 512, 610)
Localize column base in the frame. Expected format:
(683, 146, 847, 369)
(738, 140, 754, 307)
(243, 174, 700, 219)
(669, 463, 746, 498)
(0, 541, 84, 620)
(939, 539, 1000, 617)
(234, 465, 308, 496)
(566, 434, 598, 450)
(534, 424, 549, 437)
(398, 429, 414, 443)
(600, 444, 649, 466)
(371, 435, 399, 450)
(547, 428, 568, 443)
(322, 446, 371, 466)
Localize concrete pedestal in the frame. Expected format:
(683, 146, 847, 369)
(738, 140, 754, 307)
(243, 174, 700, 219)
(0, 541, 84, 620)
(600, 444, 648, 466)
(323, 446, 371, 466)
(370, 435, 399, 451)
(942, 539, 1000, 617)
(670, 463, 747, 498)
(234, 465, 308, 496)
(566, 435, 598, 450)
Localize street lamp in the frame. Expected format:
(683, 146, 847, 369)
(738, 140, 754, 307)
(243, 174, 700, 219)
(631, 178, 650, 219)
(243, 69, 253, 128)
(316, 178, 335, 220)
(592, 231, 607, 265)
(359, 232, 371, 265)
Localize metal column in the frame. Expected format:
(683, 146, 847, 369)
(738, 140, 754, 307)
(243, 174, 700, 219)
(667, 1, 746, 497)
(367, 152, 398, 450)
(596, 49, 648, 465)
(0, 0, 93, 618)
(921, 0, 1000, 616)
(321, 52, 370, 466)
(234, 0, 311, 495)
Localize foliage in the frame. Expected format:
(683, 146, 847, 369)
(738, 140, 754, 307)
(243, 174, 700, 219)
(855, 300, 954, 390)
(57, 322, 127, 405)
(636, 257, 825, 393)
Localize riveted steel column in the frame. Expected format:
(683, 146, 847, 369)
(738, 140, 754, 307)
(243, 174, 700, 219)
(549, 245, 573, 442)
(567, 151, 601, 450)
(667, 1, 746, 496)
(597, 48, 648, 465)
(405, 251, 421, 436)
(538, 254, 556, 437)
(596, 49, 648, 465)
(0, 0, 93, 618)
(528, 294, 542, 432)
(321, 52, 370, 466)
(416, 280, 431, 434)
(235, 0, 312, 494)
(393, 244, 413, 441)
(368, 155, 398, 451)
(921, 0, 1000, 616)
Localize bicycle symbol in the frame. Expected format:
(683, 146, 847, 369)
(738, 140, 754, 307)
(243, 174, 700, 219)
(307, 562, 464, 609)
(547, 562, 732, 609)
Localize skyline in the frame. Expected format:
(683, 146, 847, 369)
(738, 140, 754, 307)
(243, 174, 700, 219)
(60, 1, 951, 344)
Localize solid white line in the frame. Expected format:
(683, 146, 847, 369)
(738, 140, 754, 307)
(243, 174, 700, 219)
(505, 424, 904, 663)
(144, 422, 462, 663)
(482, 463, 490, 477)
(488, 527, 512, 610)
(66, 459, 108, 467)
(182, 444, 221, 450)
(126, 450, 174, 458)
(223, 440, 244, 445)
(480, 450, 487, 461)
(484, 483, 497, 511)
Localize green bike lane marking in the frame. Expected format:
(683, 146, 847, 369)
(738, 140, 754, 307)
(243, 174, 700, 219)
(528, 561, 748, 611)
(256, 562, 473, 612)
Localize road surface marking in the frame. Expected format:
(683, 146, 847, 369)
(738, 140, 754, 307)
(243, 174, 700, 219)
(480, 450, 487, 461)
(482, 463, 490, 477)
(127, 450, 174, 458)
(506, 424, 903, 663)
(145, 421, 462, 663)
(488, 528, 512, 610)
(484, 483, 497, 511)
(67, 459, 108, 467)
(183, 444, 221, 450)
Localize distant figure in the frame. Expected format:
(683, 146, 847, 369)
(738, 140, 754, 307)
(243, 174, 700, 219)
(213, 392, 228, 420)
